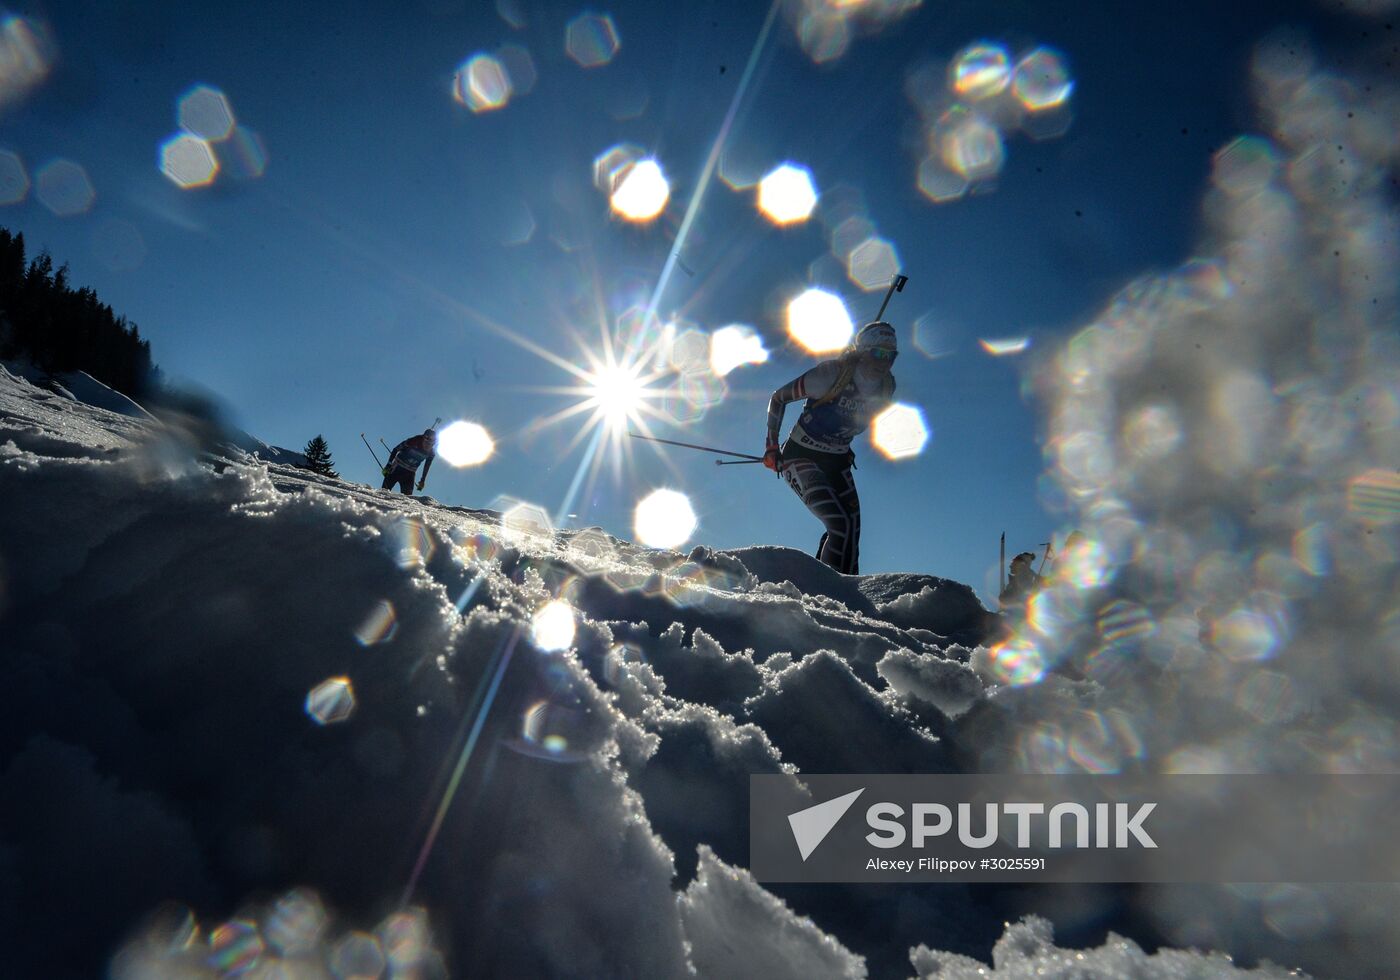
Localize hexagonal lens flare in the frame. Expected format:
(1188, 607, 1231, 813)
(757, 163, 818, 225)
(951, 43, 1012, 100)
(872, 403, 930, 459)
(330, 933, 386, 980)
(916, 157, 969, 204)
(1012, 47, 1073, 111)
(942, 114, 1004, 180)
(177, 85, 235, 141)
(501, 501, 554, 547)
(305, 677, 355, 725)
(354, 600, 398, 646)
(786, 288, 853, 353)
(437, 420, 494, 467)
(609, 158, 669, 221)
(847, 236, 900, 291)
(566, 12, 620, 68)
(453, 53, 512, 112)
(634, 489, 697, 549)
(35, 159, 95, 216)
(160, 134, 219, 189)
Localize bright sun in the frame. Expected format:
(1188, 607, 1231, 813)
(586, 361, 648, 428)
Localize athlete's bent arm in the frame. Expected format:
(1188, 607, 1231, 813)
(765, 375, 807, 449)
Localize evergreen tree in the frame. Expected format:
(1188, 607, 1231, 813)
(0, 226, 154, 397)
(302, 434, 339, 478)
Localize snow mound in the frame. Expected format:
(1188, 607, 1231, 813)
(910, 916, 1299, 979)
(0, 360, 1350, 978)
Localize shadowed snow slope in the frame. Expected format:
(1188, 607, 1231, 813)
(0, 363, 1323, 979)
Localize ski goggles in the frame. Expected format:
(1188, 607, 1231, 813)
(868, 347, 898, 362)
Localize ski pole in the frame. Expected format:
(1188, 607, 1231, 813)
(380, 438, 391, 453)
(361, 433, 385, 470)
(1035, 540, 1053, 577)
(627, 432, 763, 461)
(999, 532, 1005, 598)
(873, 273, 908, 322)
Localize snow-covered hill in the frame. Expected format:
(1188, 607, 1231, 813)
(0, 361, 1329, 979)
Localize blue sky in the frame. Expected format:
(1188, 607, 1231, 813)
(0, 0, 1373, 600)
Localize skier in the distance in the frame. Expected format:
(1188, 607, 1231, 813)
(999, 551, 1041, 607)
(381, 427, 436, 495)
(763, 321, 898, 574)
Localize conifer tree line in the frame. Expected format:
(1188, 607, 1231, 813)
(0, 226, 154, 397)
(0, 225, 346, 478)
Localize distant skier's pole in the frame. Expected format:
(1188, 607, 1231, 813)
(999, 532, 1005, 596)
(1035, 540, 1053, 577)
(361, 433, 385, 470)
(873, 273, 908, 322)
(628, 432, 763, 461)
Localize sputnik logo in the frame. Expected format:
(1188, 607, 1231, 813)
(787, 788, 864, 861)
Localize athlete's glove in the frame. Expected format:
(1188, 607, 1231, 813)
(416, 479, 426, 492)
(762, 441, 782, 476)
(381, 466, 390, 476)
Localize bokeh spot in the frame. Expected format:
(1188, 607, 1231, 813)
(354, 600, 398, 647)
(951, 42, 1011, 100)
(35, 159, 95, 215)
(177, 85, 235, 141)
(329, 931, 386, 980)
(501, 501, 554, 547)
(454, 53, 512, 112)
(531, 599, 576, 651)
(871, 403, 929, 459)
(941, 113, 1004, 180)
(265, 889, 328, 956)
(437, 420, 494, 467)
(709, 324, 769, 376)
(757, 163, 818, 225)
(566, 12, 620, 68)
(306, 677, 356, 725)
(1012, 47, 1073, 110)
(787, 288, 853, 353)
(634, 489, 697, 549)
(378, 909, 433, 972)
(208, 920, 264, 975)
(916, 157, 969, 203)
(160, 135, 219, 189)
(609, 158, 669, 221)
(846, 236, 900, 291)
